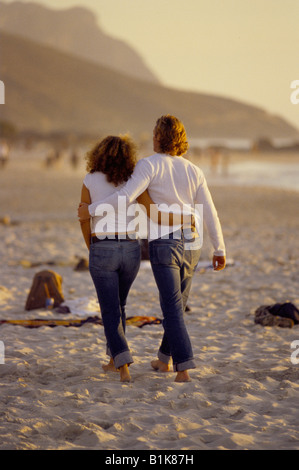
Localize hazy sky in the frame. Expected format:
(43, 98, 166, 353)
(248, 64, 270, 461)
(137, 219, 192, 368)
(3, 0, 299, 130)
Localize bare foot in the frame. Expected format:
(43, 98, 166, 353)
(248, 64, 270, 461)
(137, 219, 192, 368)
(151, 359, 170, 372)
(102, 358, 118, 372)
(119, 364, 131, 383)
(174, 370, 191, 382)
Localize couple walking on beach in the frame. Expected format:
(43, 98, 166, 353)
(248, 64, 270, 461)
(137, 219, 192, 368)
(78, 115, 226, 383)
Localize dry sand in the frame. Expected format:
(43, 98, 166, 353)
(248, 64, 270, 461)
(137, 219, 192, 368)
(0, 146, 299, 450)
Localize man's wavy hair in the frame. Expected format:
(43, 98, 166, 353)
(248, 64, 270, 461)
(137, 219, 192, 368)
(154, 115, 189, 156)
(85, 135, 137, 186)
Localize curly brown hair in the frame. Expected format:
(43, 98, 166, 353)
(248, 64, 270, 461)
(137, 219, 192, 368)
(85, 135, 137, 186)
(154, 115, 189, 156)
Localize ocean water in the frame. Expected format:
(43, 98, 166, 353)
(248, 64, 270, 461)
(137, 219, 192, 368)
(202, 160, 299, 192)
(189, 136, 299, 192)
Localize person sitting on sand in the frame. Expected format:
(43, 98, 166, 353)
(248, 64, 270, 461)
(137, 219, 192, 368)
(0, 139, 10, 169)
(79, 115, 226, 383)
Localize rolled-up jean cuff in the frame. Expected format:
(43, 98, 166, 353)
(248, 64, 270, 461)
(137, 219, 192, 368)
(173, 359, 196, 372)
(113, 350, 134, 369)
(158, 350, 172, 365)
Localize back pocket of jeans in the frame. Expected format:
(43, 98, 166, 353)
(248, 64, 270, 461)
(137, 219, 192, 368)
(150, 244, 179, 266)
(89, 246, 118, 271)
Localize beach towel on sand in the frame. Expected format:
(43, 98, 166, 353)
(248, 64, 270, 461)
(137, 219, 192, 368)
(0, 316, 162, 329)
(254, 302, 299, 328)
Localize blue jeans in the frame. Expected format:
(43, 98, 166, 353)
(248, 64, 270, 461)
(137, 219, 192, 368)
(149, 230, 201, 371)
(89, 239, 141, 369)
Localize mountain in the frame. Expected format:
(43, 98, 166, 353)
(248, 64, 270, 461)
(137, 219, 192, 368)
(0, 1, 159, 84)
(1, 30, 298, 140)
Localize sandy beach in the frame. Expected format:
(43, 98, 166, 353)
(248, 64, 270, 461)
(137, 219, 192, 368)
(1, 145, 299, 450)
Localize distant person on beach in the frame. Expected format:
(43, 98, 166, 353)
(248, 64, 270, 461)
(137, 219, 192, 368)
(78, 115, 226, 383)
(70, 148, 80, 170)
(45, 147, 63, 168)
(0, 139, 10, 169)
(208, 146, 221, 175)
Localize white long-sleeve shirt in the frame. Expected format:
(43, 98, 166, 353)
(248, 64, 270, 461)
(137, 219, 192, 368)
(88, 153, 226, 256)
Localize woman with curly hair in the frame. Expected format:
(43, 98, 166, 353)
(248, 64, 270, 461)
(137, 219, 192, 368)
(80, 134, 145, 383)
(79, 116, 226, 383)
